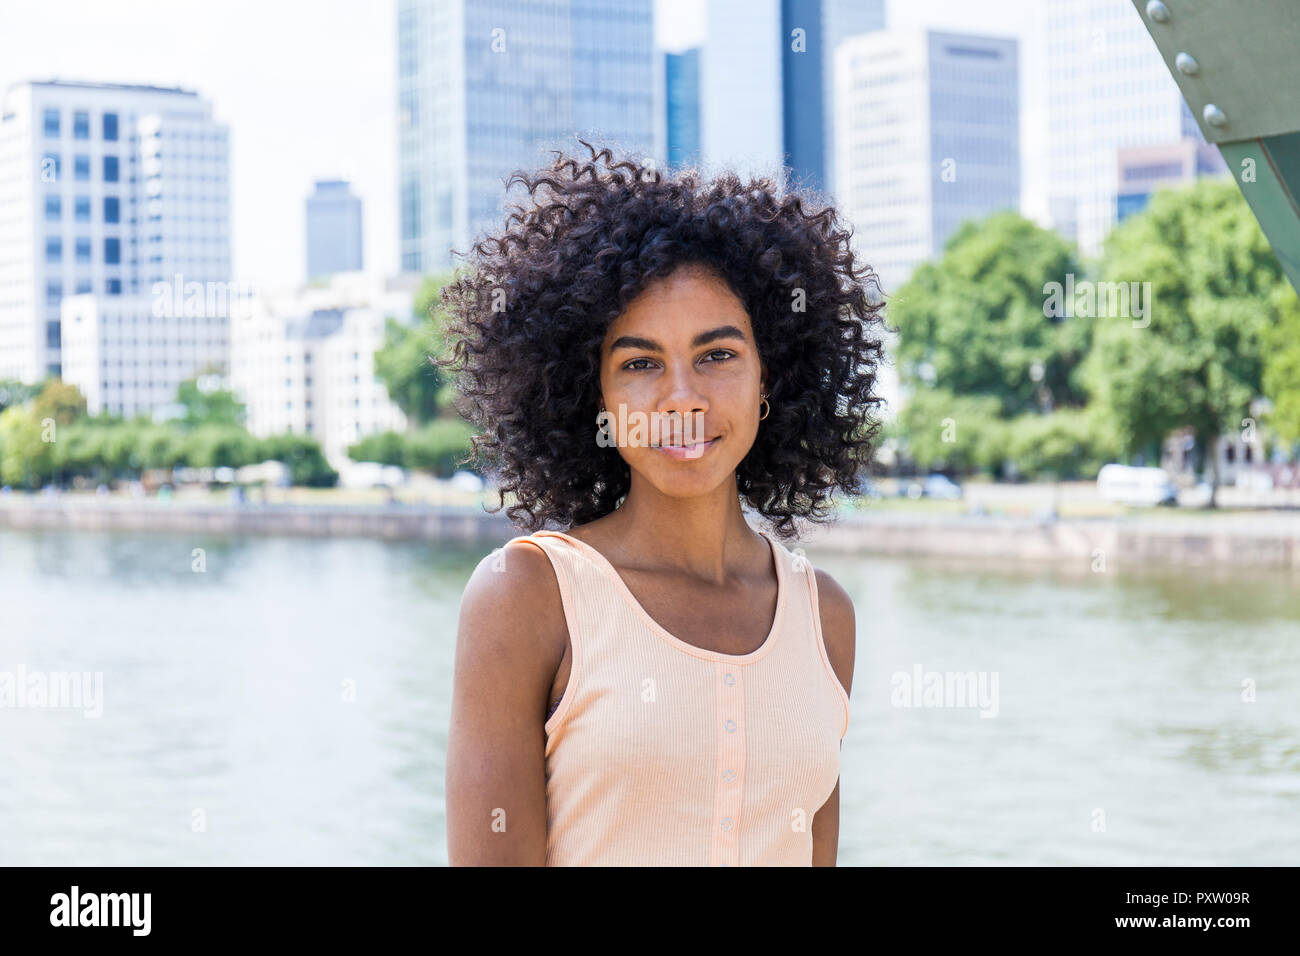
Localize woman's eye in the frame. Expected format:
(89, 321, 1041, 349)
(623, 351, 732, 371)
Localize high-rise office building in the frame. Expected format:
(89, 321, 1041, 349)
(1115, 138, 1228, 223)
(834, 29, 1020, 294)
(0, 80, 231, 384)
(396, 0, 657, 274)
(699, 0, 884, 196)
(1039, 0, 1213, 255)
(305, 179, 364, 281)
(665, 48, 701, 171)
(835, 29, 1020, 422)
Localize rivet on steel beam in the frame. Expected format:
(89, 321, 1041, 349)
(1204, 104, 1228, 128)
(1146, 1, 1171, 22)
(1175, 52, 1199, 75)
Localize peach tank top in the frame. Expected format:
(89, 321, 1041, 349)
(513, 527, 851, 867)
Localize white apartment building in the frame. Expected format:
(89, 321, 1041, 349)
(230, 274, 414, 469)
(1039, 0, 1203, 255)
(60, 291, 232, 418)
(0, 80, 231, 385)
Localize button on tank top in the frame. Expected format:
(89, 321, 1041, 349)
(512, 527, 851, 866)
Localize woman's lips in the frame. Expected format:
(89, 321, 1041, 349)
(654, 437, 719, 461)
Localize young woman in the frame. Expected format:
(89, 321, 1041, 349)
(441, 142, 888, 866)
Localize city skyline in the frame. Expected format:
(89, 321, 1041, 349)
(0, 0, 1036, 289)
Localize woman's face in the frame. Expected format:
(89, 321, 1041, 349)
(597, 263, 766, 499)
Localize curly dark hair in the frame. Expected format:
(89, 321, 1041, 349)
(434, 139, 890, 542)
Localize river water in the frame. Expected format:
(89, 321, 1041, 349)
(1, 528, 1297, 865)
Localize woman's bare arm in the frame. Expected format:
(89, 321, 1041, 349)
(445, 540, 568, 865)
(811, 567, 856, 867)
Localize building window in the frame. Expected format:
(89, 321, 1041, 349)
(44, 194, 61, 221)
(46, 279, 62, 305)
(104, 196, 120, 223)
(75, 196, 91, 222)
(43, 108, 60, 137)
(103, 156, 119, 182)
(105, 237, 121, 264)
(75, 237, 92, 263)
(42, 152, 60, 180)
(106, 278, 122, 295)
(73, 111, 90, 139)
(103, 112, 118, 141)
(75, 279, 92, 294)
(74, 155, 90, 181)
(45, 237, 62, 262)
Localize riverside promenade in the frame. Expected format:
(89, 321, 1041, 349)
(3, 491, 1299, 571)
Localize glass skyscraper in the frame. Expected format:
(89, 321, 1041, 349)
(305, 179, 364, 281)
(397, 0, 657, 274)
(700, 0, 884, 198)
(665, 48, 700, 171)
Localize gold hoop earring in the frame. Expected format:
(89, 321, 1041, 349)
(758, 394, 770, 421)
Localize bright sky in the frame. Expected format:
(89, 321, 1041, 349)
(1, 0, 1037, 288)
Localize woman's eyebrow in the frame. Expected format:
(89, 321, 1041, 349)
(608, 324, 748, 354)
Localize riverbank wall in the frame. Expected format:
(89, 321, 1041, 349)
(3, 495, 1299, 570)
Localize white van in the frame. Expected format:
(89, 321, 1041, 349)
(1096, 464, 1178, 506)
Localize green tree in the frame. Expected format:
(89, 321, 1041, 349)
(348, 429, 407, 467)
(32, 380, 88, 426)
(373, 273, 456, 426)
(0, 406, 54, 487)
(894, 388, 1008, 474)
(51, 422, 113, 483)
(405, 419, 477, 477)
(176, 376, 247, 429)
(258, 433, 338, 487)
(1262, 287, 1300, 444)
(0, 379, 42, 414)
(180, 424, 261, 469)
(1004, 406, 1123, 481)
(1082, 180, 1283, 504)
(891, 212, 1089, 417)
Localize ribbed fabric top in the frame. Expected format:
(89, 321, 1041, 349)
(512, 527, 851, 867)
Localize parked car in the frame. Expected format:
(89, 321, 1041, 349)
(340, 461, 407, 490)
(922, 473, 963, 500)
(902, 473, 963, 500)
(1096, 464, 1177, 506)
(449, 470, 485, 493)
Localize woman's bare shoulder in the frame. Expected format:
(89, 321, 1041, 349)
(457, 536, 568, 673)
